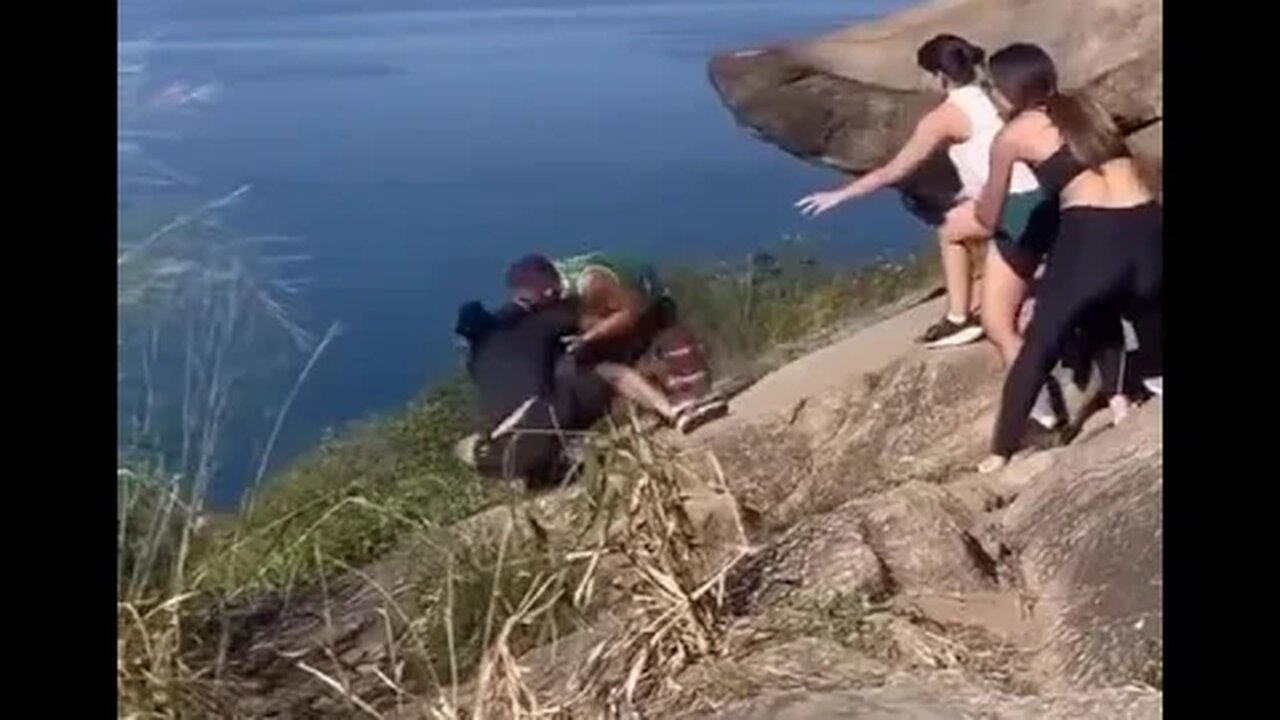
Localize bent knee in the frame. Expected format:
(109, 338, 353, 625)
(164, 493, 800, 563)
(940, 203, 990, 244)
(593, 362, 627, 381)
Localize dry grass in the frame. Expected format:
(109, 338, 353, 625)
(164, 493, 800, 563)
(117, 80, 937, 715)
(118, 416, 752, 719)
(115, 229, 938, 718)
(564, 431, 750, 716)
(435, 421, 752, 719)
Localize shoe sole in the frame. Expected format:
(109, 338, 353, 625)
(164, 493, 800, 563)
(1030, 413, 1059, 431)
(677, 400, 730, 434)
(923, 325, 985, 349)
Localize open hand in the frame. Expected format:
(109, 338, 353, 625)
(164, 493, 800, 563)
(794, 190, 847, 217)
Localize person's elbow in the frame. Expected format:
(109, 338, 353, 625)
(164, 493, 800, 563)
(974, 199, 1000, 233)
(455, 301, 492, 342)
(608, 305, 643, 332)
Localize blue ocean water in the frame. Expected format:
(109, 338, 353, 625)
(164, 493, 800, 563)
(119, 0, 926, 505)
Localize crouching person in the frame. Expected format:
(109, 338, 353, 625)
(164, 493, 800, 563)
(453, 296, 612, 490)
(505, 252, 727, 434)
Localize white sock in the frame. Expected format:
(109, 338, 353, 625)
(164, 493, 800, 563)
(946, 312, 967, 324)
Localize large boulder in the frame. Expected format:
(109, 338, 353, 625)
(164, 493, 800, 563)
(728, 481, 998, 615)
(705, 330, 1005, 533)
(1000, 398, 1163, 692)
(707, 0, 1163, 219)
(705, 671, 1161, 720)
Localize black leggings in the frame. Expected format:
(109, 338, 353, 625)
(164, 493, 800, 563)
(991, 203, 1163, 457)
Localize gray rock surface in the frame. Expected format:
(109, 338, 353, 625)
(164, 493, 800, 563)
(705, 671, 1161, 720)
(707, 0, 1163, 216)
(1001, 399, 1163, 691)
(207, 294, 1164, 716)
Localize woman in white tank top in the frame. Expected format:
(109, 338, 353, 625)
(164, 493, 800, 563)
(797, 34, 1054, 367)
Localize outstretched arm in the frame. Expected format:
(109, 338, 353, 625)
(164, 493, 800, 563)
(796, 103, 965, 217)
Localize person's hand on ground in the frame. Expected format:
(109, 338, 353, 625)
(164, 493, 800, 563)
(795, 189, 848, 217)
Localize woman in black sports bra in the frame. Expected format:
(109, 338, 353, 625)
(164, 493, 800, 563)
(972, 43, 1162, 474)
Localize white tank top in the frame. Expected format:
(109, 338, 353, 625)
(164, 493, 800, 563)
(945, 85, 1038, 200)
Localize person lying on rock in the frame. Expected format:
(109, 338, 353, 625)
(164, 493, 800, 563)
(453, 295, 612, 490)
(504, 252, 728, 434)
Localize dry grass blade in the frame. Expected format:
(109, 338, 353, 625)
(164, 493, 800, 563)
(472, 566, 573, 720)
(117, 185, 252, 268)
(558, 425, 748, 715)
(297, 661, 386, 719)
(250, 322, 343, 494)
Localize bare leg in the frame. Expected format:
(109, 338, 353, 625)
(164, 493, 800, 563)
(938, 201, 991, 320)
(938, 236, 972, 320)
(595, 362, 676, 420)
(980, 244, 1031, 367)
(981, 241, 1064, 429)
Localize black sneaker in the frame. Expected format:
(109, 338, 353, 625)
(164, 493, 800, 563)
(673, 398, 730, 434)
(917, 315, 985, 349)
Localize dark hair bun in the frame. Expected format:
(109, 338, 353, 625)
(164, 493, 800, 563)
(917, 34, 986, 85)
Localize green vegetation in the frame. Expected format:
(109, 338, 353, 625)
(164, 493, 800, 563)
(663, 242, 940, 379)
(198, 375, 492, 598)
(116, 175, 940, 716)
(187, 238, 941, 600)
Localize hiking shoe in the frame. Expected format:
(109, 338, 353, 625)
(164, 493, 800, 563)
(674, 398, 729, 434)
(454, 434, 481, 467)
(918, 315, 985, 348)
(1030, 386, 1060, 430)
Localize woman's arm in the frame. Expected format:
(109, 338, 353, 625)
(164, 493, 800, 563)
(570, 269, 645, 349)
(796, 103, 966, 217)
(974, 122, 1031, 231)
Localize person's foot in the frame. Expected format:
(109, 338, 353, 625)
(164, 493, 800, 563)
(978, 454, 1008, 475)
(1143, 376, 1163, 397)
(1108, 395, 1132, 426)
(454, 434, 481, 467)
(673, 398, 729, 434)
(918, 314, 985, 349)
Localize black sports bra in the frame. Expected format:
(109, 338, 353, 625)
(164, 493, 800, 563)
(1033, 143, 1132, 198)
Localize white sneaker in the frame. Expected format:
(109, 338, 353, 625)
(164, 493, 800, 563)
(1030, 387, 1059, 430)
(454, 434, 481, 467)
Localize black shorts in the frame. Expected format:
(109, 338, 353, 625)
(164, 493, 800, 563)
(551, 359, 615, 429)
(896, 150, 964, 228)
(900, 190, 958, 228)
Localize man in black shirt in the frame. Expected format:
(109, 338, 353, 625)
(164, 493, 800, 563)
(454, 296, 613, 490)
